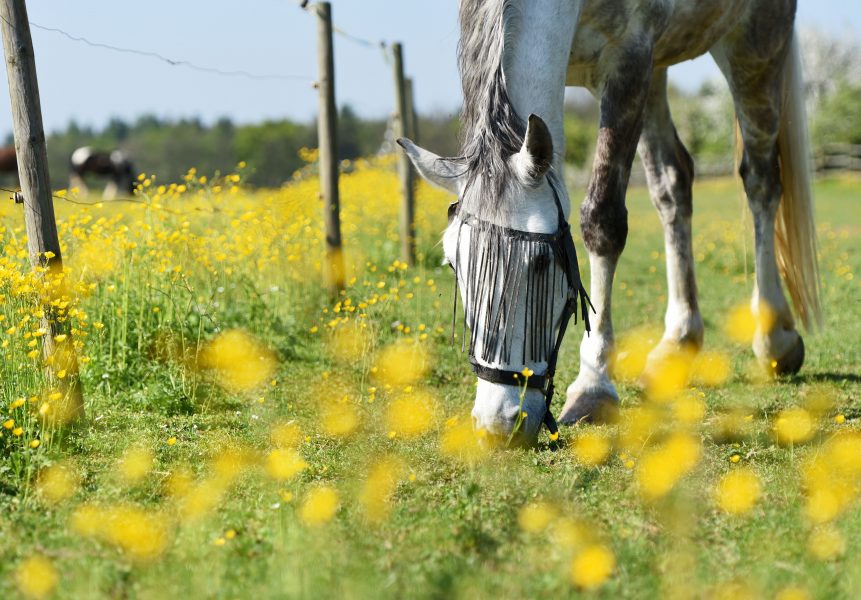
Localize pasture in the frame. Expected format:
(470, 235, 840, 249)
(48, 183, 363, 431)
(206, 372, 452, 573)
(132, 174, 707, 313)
(0, 161, 859, 599)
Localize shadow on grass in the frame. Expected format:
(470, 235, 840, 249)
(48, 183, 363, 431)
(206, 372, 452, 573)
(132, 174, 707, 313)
(794, 372, 861, 384)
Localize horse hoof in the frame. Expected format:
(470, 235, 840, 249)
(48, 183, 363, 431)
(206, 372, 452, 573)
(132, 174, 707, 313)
(558, 390, 620, 425)
(772, 335, 805, 376)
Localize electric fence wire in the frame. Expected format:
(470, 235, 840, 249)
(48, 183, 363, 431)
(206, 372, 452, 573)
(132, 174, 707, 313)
(27, 21, 316, 83)
(0, 185, 197, 216)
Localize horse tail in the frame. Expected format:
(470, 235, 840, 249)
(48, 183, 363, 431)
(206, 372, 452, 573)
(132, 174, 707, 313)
(775, 29, 822, 331)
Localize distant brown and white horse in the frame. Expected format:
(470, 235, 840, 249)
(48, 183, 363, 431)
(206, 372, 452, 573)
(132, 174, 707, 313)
(400, 0, 820, 441)
(70, 146, 137, 199)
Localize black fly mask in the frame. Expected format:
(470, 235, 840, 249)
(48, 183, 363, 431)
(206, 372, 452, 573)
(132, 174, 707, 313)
(448, 176, 592, 436)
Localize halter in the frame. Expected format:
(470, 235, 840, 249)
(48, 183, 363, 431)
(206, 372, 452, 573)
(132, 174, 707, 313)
(449, 175, 592, 438)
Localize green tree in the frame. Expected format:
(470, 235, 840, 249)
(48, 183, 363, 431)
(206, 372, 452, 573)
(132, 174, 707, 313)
(813, 79, 861, 146)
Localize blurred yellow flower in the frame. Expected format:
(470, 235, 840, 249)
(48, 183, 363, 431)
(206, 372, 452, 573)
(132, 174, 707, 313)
(198, 329, 277, 393)
(358, 456, 406, 523)
(15, 556, 58, 600)
(644, 349, 693, 403)
(808, 526, 845, 560)
(570, 544, 615, 590)
(636, 433, 700, 500)
(690, 351, 731, 387)
(177, 479, 227, 522)
(551, 516, 588, 550)
(118, 445, 154, 485)
(725, 301, 776, 344)
(299, 486, 339, 527)
(801, 431, 861, 524)
(439, 417, 489, 465)
(617, 405, 660, 453)
(329, 321, 371, 362)
(715, 468, 761, 515)
(775, 586, 811, 600)
(321, 401, 360, 438)
(384, 390, 437, 438)
(610, 326, 660, 381)
(517, 501, 558, 534)
(264, 449, 307, 482)
(672, 391, 706, 425)
(36, 461, 79, 504)
(71, 504, 169, 563)
(773, 407, 815, 445)
(572, 431, 611, 466)
(270, 421, 303, 449)
(373, 340, 429, 387)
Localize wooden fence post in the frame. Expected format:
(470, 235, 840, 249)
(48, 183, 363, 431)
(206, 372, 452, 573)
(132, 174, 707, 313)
(392, 43, 415, 267)
(405, 77, 419, 144)
(0, 0, 84, 421)
(315, 1, 345, 293)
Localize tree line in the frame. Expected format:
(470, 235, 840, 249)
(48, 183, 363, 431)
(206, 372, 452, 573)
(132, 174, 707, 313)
(0, 106, 460, 189)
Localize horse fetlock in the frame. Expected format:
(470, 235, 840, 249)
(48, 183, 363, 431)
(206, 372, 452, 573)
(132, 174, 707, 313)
(560, 377, 620, 425)
(662, 309, 704, 350)
(642, 309, 703, 376)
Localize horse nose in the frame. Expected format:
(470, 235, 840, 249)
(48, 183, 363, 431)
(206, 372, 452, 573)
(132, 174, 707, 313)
(471, 380, 545, 445)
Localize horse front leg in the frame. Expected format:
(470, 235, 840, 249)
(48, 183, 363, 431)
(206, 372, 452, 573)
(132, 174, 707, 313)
(559, 46, 653, 424)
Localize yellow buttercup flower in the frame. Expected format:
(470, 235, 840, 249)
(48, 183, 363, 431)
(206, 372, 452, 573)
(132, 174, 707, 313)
(15, 556, 58, 599)
(358, 456, 406, 523)
(198, 329, 277, 393)
(299, 486, 339, 527)
(384, 390, 437, 438)
(715, 468, 761, 515)
(517, 501, 558, 534)
(373, 339, 429, 387)
(808, 526, 845, 560)
(572, 431, 611, 466)
(636, 433, 700, 500)
(264, 449, 308, 482)
(117, 445, 154, 484)
(773, 407, 815, 445)
(570, 544, 615, 590)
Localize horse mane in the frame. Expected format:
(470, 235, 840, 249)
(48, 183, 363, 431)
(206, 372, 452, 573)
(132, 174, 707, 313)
(457, 0, 526, 213)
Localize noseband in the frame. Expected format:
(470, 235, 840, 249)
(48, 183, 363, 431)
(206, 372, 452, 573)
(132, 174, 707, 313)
(449, 176, 592, 437)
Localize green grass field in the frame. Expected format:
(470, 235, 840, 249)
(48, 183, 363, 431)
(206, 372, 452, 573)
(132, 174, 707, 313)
(0, 164, 859, 599)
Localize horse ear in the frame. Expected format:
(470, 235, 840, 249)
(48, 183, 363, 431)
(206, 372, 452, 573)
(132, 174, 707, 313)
(511, 114, 553, 185)
(396, 138, 463, 196)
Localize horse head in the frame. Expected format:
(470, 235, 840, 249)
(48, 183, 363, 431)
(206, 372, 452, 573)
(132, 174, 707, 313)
(399, 110, 588, 445)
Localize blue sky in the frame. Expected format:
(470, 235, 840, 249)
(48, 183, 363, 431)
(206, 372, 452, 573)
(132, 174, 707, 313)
(0, 1, 858, 138)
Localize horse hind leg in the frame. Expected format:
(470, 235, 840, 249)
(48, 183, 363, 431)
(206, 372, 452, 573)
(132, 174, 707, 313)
(638, 68, 704, 368)
(711, 22, 806, 375)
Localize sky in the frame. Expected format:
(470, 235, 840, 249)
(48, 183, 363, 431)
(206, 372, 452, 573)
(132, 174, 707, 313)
(0, 1, 858, 139)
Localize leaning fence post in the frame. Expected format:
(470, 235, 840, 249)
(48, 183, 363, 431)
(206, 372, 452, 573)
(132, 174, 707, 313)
(0, 0, 84, 421)
(405, 77, 419, 144)
(392, 42, 416, 267)
(315, 1, 345, 293)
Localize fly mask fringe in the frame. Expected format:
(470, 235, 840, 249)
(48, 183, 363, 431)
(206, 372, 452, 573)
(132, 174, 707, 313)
(459, 219, 565, 367)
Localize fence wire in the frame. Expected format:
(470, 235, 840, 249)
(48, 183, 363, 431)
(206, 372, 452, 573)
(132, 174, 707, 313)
(28, 21, 315, 83)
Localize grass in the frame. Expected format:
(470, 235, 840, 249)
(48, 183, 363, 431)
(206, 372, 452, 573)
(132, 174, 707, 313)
(0, 162, 859, 599)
